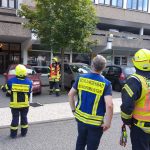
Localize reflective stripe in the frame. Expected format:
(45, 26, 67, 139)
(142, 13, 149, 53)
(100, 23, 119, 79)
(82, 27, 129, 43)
(77, 90, 82, 109)
(5, 84, 9, 90)
(134, 121, 150, 134)
(10, 92, 29, 108)
(75, 108, 103, 121)
(21, 125, 28, 128)
(78, 77, 105, 95)
(75, 113, 103, 126)
(13, 92, 17, 103)
(12, 84, 29, 92)
(122, 84, 133, 97)
(10, 126, 18, 130)
(92, 95, 101, 115)
(121, 111, 132, 119)
(133, 114, 150, 121)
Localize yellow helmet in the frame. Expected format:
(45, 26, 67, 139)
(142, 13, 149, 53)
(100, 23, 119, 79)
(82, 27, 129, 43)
(132, 49, 150, 71)
(52, 57, 58, 63)
(15, 64, 27, 77)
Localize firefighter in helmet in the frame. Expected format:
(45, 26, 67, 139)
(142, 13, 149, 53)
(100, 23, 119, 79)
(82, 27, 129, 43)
(121, 49, 150, 150)
(48, 57, 60, 96)
(6, 64, 32, 138)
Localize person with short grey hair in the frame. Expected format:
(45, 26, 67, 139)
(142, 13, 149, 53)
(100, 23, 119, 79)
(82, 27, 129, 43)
(68, 55, 113, 150)
(91, 55, 107, 72)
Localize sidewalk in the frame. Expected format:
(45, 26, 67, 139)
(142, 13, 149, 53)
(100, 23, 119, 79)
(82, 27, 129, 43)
(0, 98, 121, 127)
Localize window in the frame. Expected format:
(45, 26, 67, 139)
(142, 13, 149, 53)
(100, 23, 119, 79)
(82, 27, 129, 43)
(127, 0, 149, 11)
(143, 0, 148, 11)
(132, 0, 137, 9)
(98, 0, 123, 7)
(0, 0, 18, 8)
(114, 56, 127, 65)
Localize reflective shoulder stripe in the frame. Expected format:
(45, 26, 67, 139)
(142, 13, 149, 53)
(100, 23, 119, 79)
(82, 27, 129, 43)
(121, 111, 132, 119)
(122, 84, 134, 97)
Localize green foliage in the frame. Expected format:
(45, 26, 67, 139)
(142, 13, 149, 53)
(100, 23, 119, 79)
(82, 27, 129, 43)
(18, 0, 97, 52)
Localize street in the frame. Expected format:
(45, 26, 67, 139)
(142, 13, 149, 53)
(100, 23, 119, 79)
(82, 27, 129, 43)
(0, 114, 131, 150)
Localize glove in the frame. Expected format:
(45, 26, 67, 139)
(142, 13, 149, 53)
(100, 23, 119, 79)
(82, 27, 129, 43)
(120, 124, 127, 147)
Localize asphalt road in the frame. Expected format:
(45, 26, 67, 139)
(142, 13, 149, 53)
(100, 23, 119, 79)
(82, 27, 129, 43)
(0, 114, 131, 150)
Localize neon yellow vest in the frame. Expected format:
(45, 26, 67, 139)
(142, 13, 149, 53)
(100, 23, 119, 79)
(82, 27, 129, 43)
(10, 84, 30, 108)
(75, 77, 105, 126)
(132, 74, 150, 122)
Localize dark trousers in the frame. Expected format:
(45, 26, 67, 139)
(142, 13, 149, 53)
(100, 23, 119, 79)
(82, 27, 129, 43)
(49, 81, 60, 96)
(130, 125, 150, 150)
(10, 107, 29, 137)
(76, 121, 103, 150)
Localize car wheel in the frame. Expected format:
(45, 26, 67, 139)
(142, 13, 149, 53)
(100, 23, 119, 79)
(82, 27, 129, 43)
(114, 83, 121, 92)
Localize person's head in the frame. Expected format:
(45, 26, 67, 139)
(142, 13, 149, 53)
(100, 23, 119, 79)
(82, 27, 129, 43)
(15, 64, 27, 78)
(132, 49, 150, 72)
(52, 57, 58, 63)
(91, 55, 107, 73)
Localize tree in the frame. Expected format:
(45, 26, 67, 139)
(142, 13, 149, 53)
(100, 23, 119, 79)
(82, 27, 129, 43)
(18, 0, 97, 90)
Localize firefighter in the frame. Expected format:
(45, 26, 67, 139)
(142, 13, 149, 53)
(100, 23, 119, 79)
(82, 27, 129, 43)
(121, 49, 150, 150)
(48, 57, 60, 96)
(68, 55, 113, 150)
(6, 64, 32, 138)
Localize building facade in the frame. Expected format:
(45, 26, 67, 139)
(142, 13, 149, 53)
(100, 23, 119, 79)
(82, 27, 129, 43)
(93, 0, 150, 66)
(0, 0, 32, 73)
(0, 0, 150, 74)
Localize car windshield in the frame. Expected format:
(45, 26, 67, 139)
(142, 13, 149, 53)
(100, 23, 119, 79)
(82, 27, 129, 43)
(124, 67, 136, 74)
(8, 66, 36, 75)
(70, 64, 91, 73)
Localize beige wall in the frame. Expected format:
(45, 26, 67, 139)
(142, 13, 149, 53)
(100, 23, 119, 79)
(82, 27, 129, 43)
(94, 5, 150, 28)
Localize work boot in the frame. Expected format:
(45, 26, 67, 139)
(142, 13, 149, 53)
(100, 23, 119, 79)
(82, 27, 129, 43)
(21, 128, 28, 137)
(10, 129, 17, 139)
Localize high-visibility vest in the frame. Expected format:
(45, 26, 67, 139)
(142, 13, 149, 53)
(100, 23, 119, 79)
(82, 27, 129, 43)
(132, 74, 150, 122)
(10, 83, 30, 108)
(75, 77, 106, 126)
(49, 64, 60, 81)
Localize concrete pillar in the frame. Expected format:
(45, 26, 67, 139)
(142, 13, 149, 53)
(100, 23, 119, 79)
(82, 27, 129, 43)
(21, 38, 31, 65)
(139, 27, 144, 35)
(123, 0, 127, 9)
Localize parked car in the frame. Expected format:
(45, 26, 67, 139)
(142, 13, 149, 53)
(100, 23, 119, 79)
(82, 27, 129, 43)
(3, 64, 42, 94)
(102, 65, 136, 92)
(63, 63, 91, 88)
(32, 66, 50, 86)
(32, 63, 91, 88)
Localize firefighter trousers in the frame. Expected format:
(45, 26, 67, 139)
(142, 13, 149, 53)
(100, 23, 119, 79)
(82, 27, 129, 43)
(49, 81, 60, 96)
(76, 121, 103, 150)
(130, 125, 150, 150)
(10, 107, 29, 138)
